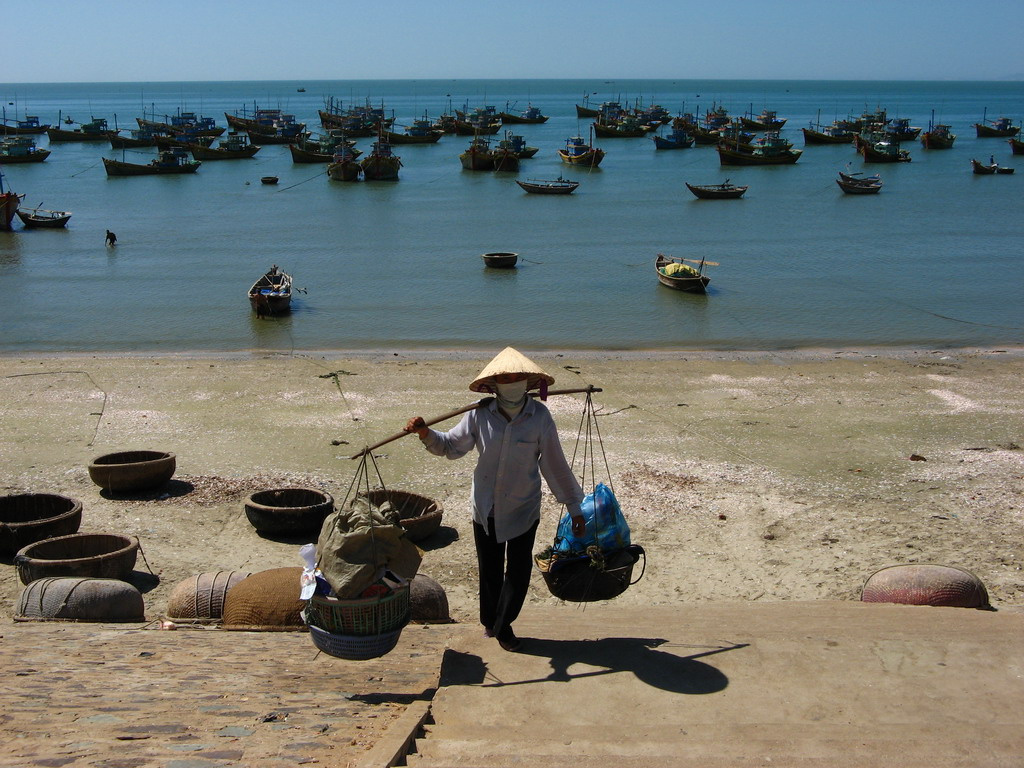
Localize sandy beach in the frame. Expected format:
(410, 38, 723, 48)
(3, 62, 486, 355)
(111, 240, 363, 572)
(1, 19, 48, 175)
(2, 347, 1022, 620)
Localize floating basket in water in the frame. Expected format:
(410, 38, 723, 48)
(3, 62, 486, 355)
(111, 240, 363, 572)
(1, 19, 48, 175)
(536, 545, 645, 603)
(359, 489, 443, 542)
(15, 533, 140, 585)
(0, 493, 83, 556)
(305, 583, 410, 635)
(308, 624, 404, 660)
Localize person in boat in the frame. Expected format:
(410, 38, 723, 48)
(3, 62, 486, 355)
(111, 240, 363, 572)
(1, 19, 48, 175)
(105, 230, 117, 246)
(404, 347, 585, 652)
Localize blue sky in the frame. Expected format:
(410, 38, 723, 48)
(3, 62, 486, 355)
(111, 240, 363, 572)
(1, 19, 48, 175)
(9, 0, 1024, 83)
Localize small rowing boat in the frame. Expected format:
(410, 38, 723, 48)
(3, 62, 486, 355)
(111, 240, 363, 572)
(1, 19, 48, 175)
(685, 180, 748, 199)
(249, 266, 292, 316)
(515, 177, 579, 195)
(655, 253, 712, 293)
(15, 206, 72, 228)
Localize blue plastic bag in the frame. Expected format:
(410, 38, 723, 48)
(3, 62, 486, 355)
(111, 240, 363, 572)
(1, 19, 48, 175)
(552, 483, 630, 556)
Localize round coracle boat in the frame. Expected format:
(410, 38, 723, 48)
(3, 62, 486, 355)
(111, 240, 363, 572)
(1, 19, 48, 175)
(221, 567, 306, 629)
(481, 251, 518, 268)
(861, 564, 990, 608)
(166, 570, 252, 622)
(15, 533, 140, 585)
(0, 493, 83, 556)
(360, 489, 443, 542)
(16, 577, 145, 622)
(88, 450, 176, 492)
(244, 487, 334, 535)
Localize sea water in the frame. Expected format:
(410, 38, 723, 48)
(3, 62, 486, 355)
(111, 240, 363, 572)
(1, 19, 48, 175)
(1, 79, 1022, 354)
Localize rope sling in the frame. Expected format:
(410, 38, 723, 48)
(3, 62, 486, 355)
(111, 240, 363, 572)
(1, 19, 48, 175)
(536, 389, 646, 602)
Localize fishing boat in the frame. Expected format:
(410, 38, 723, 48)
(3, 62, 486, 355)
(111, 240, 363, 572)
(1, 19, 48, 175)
(685, 180, 748, 199)
(249, 266, 292, 316)
(975, 111, 1020, 138)
(499, 103, 548, 124)
(260, 176, 278, 185)
(385, 115, 443, 144)
(836, 171, 883, 194)
(802, 121, 856, 144)
(189, 132, 261, 160)
(495, 131, 538, 159)
(360, 137, 401, 180)
(860, 138, 910, 163)
(110, 128, 160, 149)
(15, 206, 72, 228)
(558, 135, 605, 167)
(481, 252, 518, 268)
(327, 147, 362, 181)
(1, 113, 49, 135)
(102, 148, 201, 176)
(515, 176, 579, 194)
(883, 118, 921, 142)
(460, 136, 494, 171)
(652, 126, 694, 150)
(718, 133, 801, 165)
(741, 107, 786, 131)
(155, 131, 215, 150)
(971, 158, 1015, 175)
(920, 115, 956, 149)
(592, 112, 651, 138)
(46, 117, 115, 143)
(490, 144, 520, 172)
(0, 167, 22, 230)
(289, 131, 360, 163)
(1009, 138, 1024, 155)
(655, 253, 711, 294)
(575, 95, 600, 118)
(0, 136, 51, 163)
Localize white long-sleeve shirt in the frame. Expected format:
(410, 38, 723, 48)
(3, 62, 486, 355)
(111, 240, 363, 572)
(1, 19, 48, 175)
(420, 397, 584, 542)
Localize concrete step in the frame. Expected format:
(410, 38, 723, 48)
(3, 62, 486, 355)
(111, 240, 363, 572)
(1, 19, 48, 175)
(407, 756, 1014, 768)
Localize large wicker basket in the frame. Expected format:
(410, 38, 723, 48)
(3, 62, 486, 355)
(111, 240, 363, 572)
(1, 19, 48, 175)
(359, 489, 443, 542)
(244, 487, 334, 535)
(537, 545, 645, 603)
(15, 533, 140, 585)
(88, 451, 176, 492)
(308, 624, 404, 660)
(305, 583, 410, 636)
(0, 493, 83, 556)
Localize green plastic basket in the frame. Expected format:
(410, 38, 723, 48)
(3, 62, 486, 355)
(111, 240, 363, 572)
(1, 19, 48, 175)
(305, 583, 410, 636)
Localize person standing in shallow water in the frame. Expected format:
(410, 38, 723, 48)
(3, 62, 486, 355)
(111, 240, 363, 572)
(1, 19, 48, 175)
(105, 230, 117, 246)
(405, 347, 586, 652)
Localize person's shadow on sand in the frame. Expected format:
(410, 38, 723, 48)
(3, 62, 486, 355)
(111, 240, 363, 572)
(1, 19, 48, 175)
(440, 637, 747, 695)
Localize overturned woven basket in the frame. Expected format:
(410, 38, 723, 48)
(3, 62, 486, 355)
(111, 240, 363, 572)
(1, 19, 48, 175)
(166, 570, 252, 622)
(861, 564, 990, 608)
(359, 489, 443, 542)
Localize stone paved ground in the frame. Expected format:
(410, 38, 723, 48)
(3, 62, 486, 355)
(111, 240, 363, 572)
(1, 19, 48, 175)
(0, 621, 458, 768)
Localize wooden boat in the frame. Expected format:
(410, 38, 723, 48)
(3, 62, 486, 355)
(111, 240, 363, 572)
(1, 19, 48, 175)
(460, 137, 494, 171)
(558, 135, 605, 167)
(385, 116, 443, 144)
(189, 132, 260, 160)
(481, 252, 518, 268)
(655, 253, 711, 293)
(15, 206, 72, 228)
(718, 133, 801, 165)
(327, 148, 362, 181)
(102, 148, 201, 176)
(971, 158, 1014, 175)
(883, 118, 921, 142)
(499, 103, 548, 124)
(139, 110, 223, 138)
(860, 139, 910, 163)
(249, 266, 292, 316)
(246, 127, 309, 145)
(685, 180, 748, 199)
(1009, 138, 1024, 156)
(836, 172, 883, 194)
(260, 176, 278, 185)
(1, 114, 49, 135)
(802, 122, 856, 144)
(575, 95, 600, 118)
(360, 137, 401, 180)
(495, 131, 538, 159)
(975, 113, 1019, 138)
(592, 114, 651, 138)
(491, 146, 520, 172)
(0, 168, 22, 230)
(110, 128, 160, 149)
(740, 108, 786, 131)
(516, 177, 579, 194)
(155, 132, 215, 150)
(0, 136, 51, 163)
(652, 126, 694, 150)
(920, 120, 956, 150)
(46, 117, 115, 142)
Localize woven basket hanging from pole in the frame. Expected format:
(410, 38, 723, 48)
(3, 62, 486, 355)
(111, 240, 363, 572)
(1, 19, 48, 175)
(536, 390, 646, 602)
(305, 449, 411, 660)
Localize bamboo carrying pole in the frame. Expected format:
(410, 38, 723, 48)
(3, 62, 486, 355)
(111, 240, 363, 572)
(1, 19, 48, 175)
(349, 385, 602, 459)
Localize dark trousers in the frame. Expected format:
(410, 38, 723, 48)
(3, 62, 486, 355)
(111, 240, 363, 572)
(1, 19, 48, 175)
(472, 517, 539, 641)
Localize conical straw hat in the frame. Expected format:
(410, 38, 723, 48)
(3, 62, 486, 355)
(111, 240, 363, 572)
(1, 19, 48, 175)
(469, 347, 555, 392)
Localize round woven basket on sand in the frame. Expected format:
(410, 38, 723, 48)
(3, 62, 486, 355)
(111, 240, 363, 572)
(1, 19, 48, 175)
(360, 489, 443, 542)
(88, 451, 176, 493)
(861, 564, 990, 608)
(15, 533, 139, 585)
(221, 567, 307, 629)
(0, 493, 83, 556)
(244, 488, 334, 535)
(166, 570, 252, 622)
